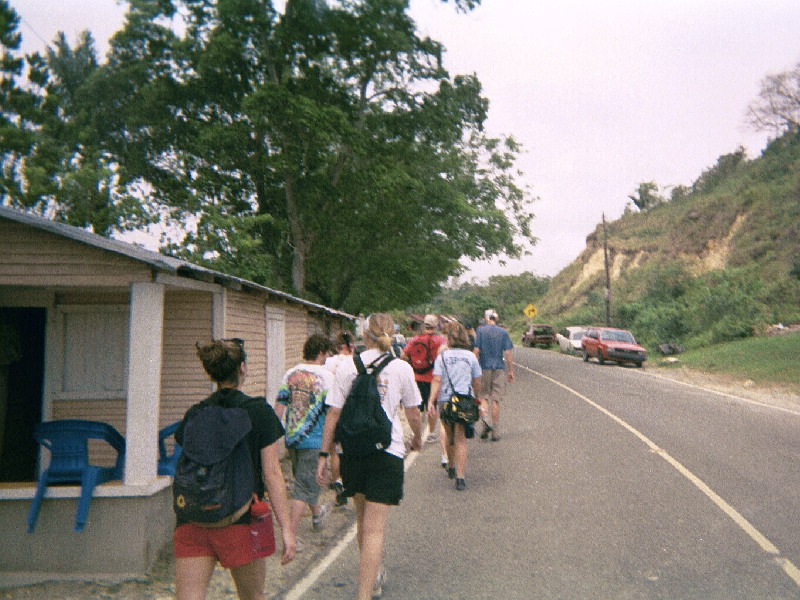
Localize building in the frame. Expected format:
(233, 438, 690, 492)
(0, 206, 354, 584)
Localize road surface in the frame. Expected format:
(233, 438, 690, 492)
(286, 348, 800, 599)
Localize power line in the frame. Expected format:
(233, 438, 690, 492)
(20, 17, 50, 48)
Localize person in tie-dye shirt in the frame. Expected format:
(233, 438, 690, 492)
(275, 334, 335, 537)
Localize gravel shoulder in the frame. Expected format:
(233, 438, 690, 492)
(3, 364, 799, 600)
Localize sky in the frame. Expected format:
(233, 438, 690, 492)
(12, 0, 800, 281)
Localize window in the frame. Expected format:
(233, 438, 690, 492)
(56, 306, 129, 400)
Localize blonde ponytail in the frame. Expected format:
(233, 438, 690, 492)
(365, 313, 394, 353)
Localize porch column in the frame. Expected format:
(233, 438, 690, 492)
(125, 282, 164, 485)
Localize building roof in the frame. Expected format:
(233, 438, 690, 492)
(0, 205, 355, 321)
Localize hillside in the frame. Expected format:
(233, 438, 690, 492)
(537, 131, 800, 349)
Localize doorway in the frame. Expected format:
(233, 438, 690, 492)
(0, 307, 45, 482)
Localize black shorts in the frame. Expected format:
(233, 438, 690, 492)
(416, 380, 432, 410)
(340, 451, 405, 506)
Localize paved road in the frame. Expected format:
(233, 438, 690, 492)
(287, 348, 800, 599)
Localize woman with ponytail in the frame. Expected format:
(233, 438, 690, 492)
(317, 314, 423, 599)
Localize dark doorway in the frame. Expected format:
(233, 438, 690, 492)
(0, 308, 45, 482)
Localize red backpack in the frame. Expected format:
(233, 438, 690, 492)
(406, 336, 434, 374)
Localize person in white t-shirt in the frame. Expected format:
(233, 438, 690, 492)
(324, 330, 356, 506)
(316, 313, 422, 600)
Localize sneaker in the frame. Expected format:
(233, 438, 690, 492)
(332, 481, 348, 506)
(480, 421, 493, 440)
(455, 478, 466, 491)
(447, 467, 456, 479)
(372, 567, 386, 599)
(441, 455, 448, 469)
(490, 434, 501, 442)
(312, 504, 329, 530)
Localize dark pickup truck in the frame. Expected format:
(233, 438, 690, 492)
(521, 324, 556, 348)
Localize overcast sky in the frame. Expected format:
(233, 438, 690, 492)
(13, 0, 800, 281)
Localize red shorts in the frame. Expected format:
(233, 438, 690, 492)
(174, 520, 274, 569)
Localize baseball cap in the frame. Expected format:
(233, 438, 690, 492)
(423, 314, 438, 328)
(484, 309, 498, 321)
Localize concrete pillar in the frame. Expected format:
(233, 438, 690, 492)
(124, 282, 164, 485)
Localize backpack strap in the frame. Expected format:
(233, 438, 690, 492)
(354, 352, 394, 375)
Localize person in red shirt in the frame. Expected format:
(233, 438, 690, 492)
(401, 314, 447, 462)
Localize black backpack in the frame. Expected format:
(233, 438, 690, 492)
(172, 401, 255, 525)
(335, 352, 394, 457)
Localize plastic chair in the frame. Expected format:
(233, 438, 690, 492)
(157, 420, 182, 476)
(27, 419, 125, 533)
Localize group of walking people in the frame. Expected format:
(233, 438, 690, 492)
(171, 309, 514, 600)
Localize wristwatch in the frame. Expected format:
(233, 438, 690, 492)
(318, 451, 330, 458)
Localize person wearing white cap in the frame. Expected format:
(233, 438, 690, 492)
(473, 309, 515, 441)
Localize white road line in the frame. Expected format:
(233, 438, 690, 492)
(641, 369, 800, 416)
(518, 363, 800, 589)
(283, 446, 424, 600)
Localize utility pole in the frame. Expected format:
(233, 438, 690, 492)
(602, 213, 611, 326)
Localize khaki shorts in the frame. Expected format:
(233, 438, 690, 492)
(481, 369, 507, 402)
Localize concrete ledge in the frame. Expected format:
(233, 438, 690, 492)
(0, 477, 172, 500)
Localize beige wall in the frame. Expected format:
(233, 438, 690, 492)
(160, 290, 215, 426)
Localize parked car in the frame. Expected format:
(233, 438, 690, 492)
(522, 324, 556, 348)
(556, 326, 586, 354)
(581, 327, 647, 367)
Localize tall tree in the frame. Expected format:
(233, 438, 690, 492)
(747, 59, 800, 136)
(0, 0, 39, 206)
(0, 6, 155, 235)
(13, 0, 535, 312)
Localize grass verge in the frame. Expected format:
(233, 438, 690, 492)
(659, 332, 800, 394)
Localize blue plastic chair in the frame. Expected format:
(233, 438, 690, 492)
(157, 420, 182, 476)
(27, 419, 125, 533)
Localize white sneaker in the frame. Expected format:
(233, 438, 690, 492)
(372, 567, 386, 599)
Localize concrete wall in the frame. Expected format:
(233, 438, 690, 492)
(0, 485, 172, 584)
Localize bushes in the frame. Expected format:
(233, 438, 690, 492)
(615, 267, 776, 350)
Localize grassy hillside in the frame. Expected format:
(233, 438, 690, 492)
(537, 131, 800, 350)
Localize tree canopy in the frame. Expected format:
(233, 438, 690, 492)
(1, 0, 535, 313)
(747, 58, 800, 136)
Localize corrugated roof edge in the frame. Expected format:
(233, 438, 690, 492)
(0, 205, 355, 322)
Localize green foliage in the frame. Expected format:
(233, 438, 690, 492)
(0, 0, 529, 315)
(411, 272, 550, 333)
(628, 181, 664, 212)
(691, 147, 747, 195)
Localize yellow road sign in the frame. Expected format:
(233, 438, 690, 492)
(523, 304, 538, 319)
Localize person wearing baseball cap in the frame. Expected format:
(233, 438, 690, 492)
(473, 309, 514, 441)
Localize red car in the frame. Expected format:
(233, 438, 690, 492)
(581, 327, 647, 367)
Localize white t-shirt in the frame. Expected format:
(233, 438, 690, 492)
(325, 353, 354, 376)
(326, 349, 422, 458)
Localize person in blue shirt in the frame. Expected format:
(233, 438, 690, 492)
(473, 309, 515, 441)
